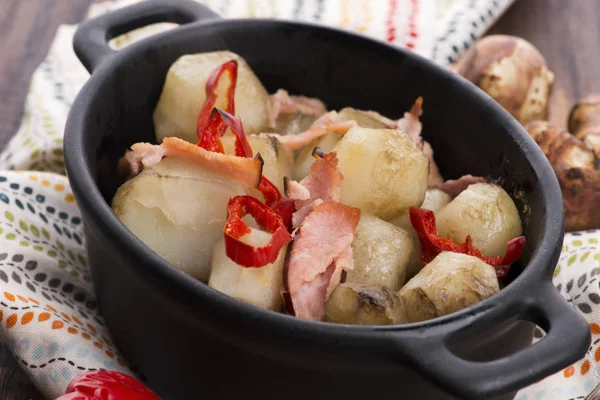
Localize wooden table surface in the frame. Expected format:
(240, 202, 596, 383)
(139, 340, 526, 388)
(1, 0, 599, 398)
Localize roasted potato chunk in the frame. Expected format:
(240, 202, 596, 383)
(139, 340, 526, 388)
(435, 183, 522, 257)
(112, 157, 245, 282)
(334, 127, 429, 220)
(153, 51, 270, 143)
(347, 213, 412, 290)
(325, 283, 408, 325)
(399, 252, 500, 323)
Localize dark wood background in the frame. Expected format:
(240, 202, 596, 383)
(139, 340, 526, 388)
(1, 0, 599, 398)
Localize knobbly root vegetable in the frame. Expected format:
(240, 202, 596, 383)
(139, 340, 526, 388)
(389, 188, 451, 279)
(112, 157, 245, 282)
(454, 35, 555, 125)
(568, 95, 600, 155)
(325, 283, 408, 325)
(399, 252, 500, 323)
(334, 127, 429, 220)
(347, 213, 412, 290)
(435, 183, 522, 257)
(153, 51, 271, 143)
(525, 120, 600, 231)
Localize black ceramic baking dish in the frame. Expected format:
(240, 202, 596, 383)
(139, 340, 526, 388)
(64, 0, 590, 399)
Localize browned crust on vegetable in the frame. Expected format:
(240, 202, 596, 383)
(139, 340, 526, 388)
(568, 95, 600, 155)
(525, 121, 600, 231)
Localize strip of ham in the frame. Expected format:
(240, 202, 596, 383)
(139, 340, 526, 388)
(394, 97, 444, 186)
(117, 137, 263, 189)
(267, 111, 357, 151)
(268, 89, 327, 128)
(423, 142, 444, 187)
(285, 152, 344, 228)
(436, 174, 487, 198)
(284, 201, 360, 320)
(396, 96, 424, 142)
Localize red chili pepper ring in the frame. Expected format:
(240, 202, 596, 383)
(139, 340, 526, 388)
(224, 195, 293, 268)
(409, 207, 526, 279)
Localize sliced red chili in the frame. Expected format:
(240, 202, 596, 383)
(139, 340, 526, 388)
(224, 195, 293, 267)
(409, 207, 526, 279)
(272, 196, 295, 232)
(197, 59, 237, 140)
(216, 108, 253, 158)
(257, 175, 282, 208)
(55, 370, 159, 400)
(197, 108, 226, 153)
(195, 60, 296, 241)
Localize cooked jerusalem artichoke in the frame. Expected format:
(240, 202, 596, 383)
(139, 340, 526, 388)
(153, 51, 271, 143)
(334, 127, 429, 220)
(454, 35, 555, 125)
(435, 183, 522, 257)
(325, 283, 408, 325)
(525, 120, 600, 231)
(399, 252, 500, 323)
(293, 108, 390, 180)
(568, 95, 600, 155)
(346, 213, 412, 290)
(209, 232, 287, 311)
(112, 157, 245, 282)
(389, 188, 452, 279)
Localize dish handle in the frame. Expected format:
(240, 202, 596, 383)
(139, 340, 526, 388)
(73, 0, 220, 73)
(392, 282, 590, 400)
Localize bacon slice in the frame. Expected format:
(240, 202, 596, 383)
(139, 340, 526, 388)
(284, 179, 310, 201)
(286, 152, 343, 228)
(268, 89, 327, 128)
(117, 142, 168, 180)
(326, 245, 354, 298)
(161, 137, 263, 189)
(423, 142, 444, 187)
(436, 174, 487, 198)
(392, 97, 443, 186)
(285, 201, 360, 320)
(361, 110, 397, 128)
(397, 96, 424, 142)
(267, 111, 356, 151)
(117, 137, 263, 189)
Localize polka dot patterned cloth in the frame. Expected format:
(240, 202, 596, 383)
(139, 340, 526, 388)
(6, 1, 599, 399)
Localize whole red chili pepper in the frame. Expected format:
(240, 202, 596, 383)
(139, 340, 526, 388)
(55, 370, 159, 400)
(409, 207, 526, 279)
(224, 195, 293, 267)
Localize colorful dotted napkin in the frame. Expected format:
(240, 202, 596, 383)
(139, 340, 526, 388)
(6, 1, 597, 400)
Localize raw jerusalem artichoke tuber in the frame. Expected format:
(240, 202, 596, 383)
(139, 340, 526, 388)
(454, 35, 555, 125)
(525, 120, 600, 231)
(568, 95, 600, 155)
